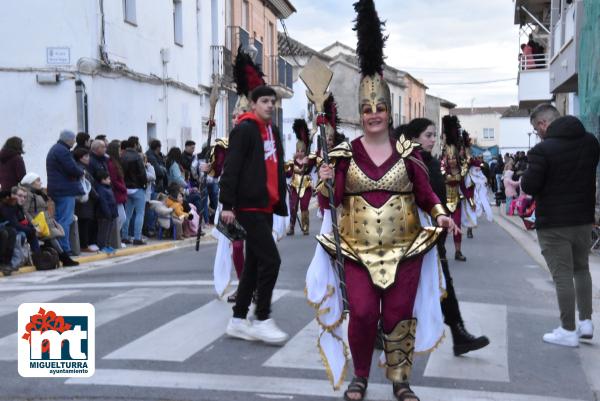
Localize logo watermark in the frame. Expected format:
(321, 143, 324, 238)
(18, 303, 95, 377)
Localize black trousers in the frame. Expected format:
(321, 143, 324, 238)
(438, 231, 463, 326)
(0, 227, 17, 265)
(233, 211, 281, 321)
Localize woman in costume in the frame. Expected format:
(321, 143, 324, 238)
(315, 2, 458, 400)
(395, 119, 490, 357)
(286, 119, 315, 236)
(441, 115, 469, 261)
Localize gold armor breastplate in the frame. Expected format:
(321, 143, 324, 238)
(290, 163, 313, 198)
(317, 157, 441, 289)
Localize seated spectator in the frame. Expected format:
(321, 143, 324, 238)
(164, 186, 191, 240)
(0, 187, 42, 268)
(145, 139, 167, 194)
(20, 173, 78, 266)
(0, 219, 17, 275)
(0, 136, 26, 191)
(149, 194, 174, 233)
(95, 171, 118, 254)
(73, 148, 99, 253)
(166, 147, 187, 188)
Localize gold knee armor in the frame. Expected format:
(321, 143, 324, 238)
(383, 318, 417, 383)
(301, 210, 309, 234)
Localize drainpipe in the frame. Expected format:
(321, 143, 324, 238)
(75, 79, 88, 134)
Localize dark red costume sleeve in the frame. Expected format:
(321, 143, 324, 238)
(405, 150, 442, 213)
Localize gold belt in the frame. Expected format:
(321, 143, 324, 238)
(317, 194, 442, 289)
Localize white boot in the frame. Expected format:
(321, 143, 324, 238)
(577, 319, 594, 339)
(250, 319, 289, 345)
(543, 326, 579, 347)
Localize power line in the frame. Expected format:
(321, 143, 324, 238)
(427, 77, 517, 85)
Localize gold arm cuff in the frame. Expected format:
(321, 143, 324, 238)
(430, 204, 447, 219)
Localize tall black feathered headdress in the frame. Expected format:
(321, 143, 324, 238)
(232, 46, 265, 112)
(293, 119, 309, 152)
(353, 0, 391, 114)
(442, 115, 461, 146)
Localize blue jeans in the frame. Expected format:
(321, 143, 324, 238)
(53, 196, 76, 253)
(122, 189, 146, 240)
(208, 182, 219, 211)
(187, 192, 208, 224)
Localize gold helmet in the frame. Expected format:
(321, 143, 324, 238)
(354, 0, 391, 114)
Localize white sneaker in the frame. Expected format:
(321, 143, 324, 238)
(577, 319, 594, 339)
(226, 318, 257, 341)
(88, 244, 100, 252)
(543, 326, 579, 347)
(250, 318, 289, 345)
(120, 243, 127, 249)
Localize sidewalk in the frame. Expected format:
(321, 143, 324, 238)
(494, 205, 600, 296)
(1, 233, 217, 278)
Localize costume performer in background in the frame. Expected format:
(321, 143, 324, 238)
(286, 119, 315, 236)
(314, 2, 458, 399)
(395, 119, 490, 357)
(459, 132, 493, 238)
(441, 115, 469, 261)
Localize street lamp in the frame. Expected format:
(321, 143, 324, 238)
(245, 43, 258, 61)
(527, 131, 533, 149)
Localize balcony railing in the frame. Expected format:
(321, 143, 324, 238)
(210, 45, 233, 82)
(266, 55, 293, 90)
(519, 53, 548, 71)
(226, 26, 250, 54)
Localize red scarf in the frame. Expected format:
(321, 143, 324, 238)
(237, 112, 279, 212)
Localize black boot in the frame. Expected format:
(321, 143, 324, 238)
(467, 228, 473, 238)
(454, 251, 467, 262)
(59, 253, 79, 267)
(450, 322, 490, 356)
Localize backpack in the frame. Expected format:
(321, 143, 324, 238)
(35, 246, 60, 271)
(10, 232, 31, 269)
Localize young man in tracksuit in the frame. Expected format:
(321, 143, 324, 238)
(219, 86, 289, 344)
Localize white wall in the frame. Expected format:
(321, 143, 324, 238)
(281, 78, 310, 159)
(454, 113, 502, 147)
(518, 70, 552, 104)
(499, 117, 540, 154)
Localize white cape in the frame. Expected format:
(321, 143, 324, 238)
(306, 208, 446, 390)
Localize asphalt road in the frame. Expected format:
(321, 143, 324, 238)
(0, 214, 598, 401)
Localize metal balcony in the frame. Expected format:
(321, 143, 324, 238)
(210, 45, 233, 83)
(517, 53, 552, 108)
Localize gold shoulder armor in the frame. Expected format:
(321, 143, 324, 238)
(328, 141, 352, 160)
(395, 135, 420, 158)
(214, 138, 229, 149)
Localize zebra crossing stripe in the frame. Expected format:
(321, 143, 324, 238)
(424, 301, 509, 382)
(0, 280, 219, 293)
(64, 368, 585, 401)
(264, 318, 349, 370)
(103, 289, 289, 362)
(0, 290, 80, 319)
(0, 288, 177, 361)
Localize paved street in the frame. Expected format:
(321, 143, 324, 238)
(0, 214, 599, 401)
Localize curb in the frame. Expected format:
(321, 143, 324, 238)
(2, 234, 217, 278)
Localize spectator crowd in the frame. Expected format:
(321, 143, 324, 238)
(0, 130, 217, 275)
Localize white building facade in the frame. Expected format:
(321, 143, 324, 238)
(451, 107, 508, 148)
(0, 0, 227, 184)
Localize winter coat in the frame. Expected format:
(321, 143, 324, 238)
(148, 200, 173, 229)
(0, 201, 35, 238)
(21, 185, 50, 222)
(219, 119, 288, 216)
(95, 183, 118, 220)
(121, 149, 147, 189)
(46, 141, 84, 198)
(0, 148, 26, 191)
(502, 170, 520, 198)
(74, 163, 98, 220)
(88, 152, 109, 182)
(166, 197, 188, 220)
(107, 159, 128, 205)
(145, 164, 156, 201)
(521, 116, 600, 229)
(168, 162, 187, 188)
(145, 150, 167, 193)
